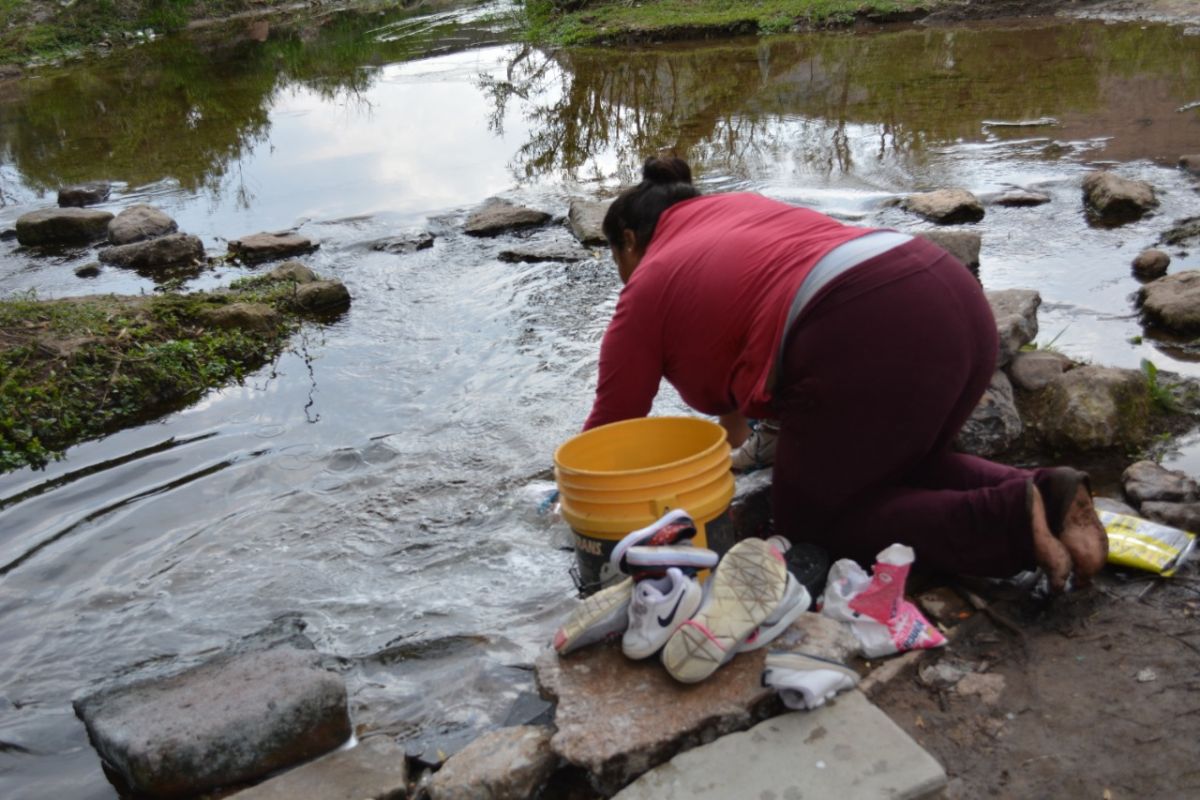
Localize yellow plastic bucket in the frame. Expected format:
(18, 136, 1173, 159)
(554, 416, 734, 592)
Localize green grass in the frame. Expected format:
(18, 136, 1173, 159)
(0, 276, 327, 472)
(523, 0, 934, 45)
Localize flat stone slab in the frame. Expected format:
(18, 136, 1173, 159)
(568, 198, 611, 245)
(916, 229, 981, 269)
(228, 736, 407, 800)
(612, 690, 946, 800)
(229, 231, 319, 263)
(902, 188, 984, 224)
(427, 725, 556, 800)
(16, 207, 113, 246)
(74, 646, 351, 798)
(464, 199, 551, 237)
(498, 240, 591, 263)
(536, 642, 775, 795)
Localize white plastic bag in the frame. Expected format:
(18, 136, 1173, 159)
(820, 543, 946, 658)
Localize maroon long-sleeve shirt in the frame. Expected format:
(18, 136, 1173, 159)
(584, 192, 874, 430)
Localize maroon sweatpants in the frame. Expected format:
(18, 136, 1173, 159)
(770, 237, 1036, 577)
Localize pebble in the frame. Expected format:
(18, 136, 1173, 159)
(1136, 668, 1157, 683)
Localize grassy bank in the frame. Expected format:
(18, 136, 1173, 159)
(0, 274, 337, 472)
(523, 0, 939, 45)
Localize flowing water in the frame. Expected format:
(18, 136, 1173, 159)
(1, 4, 1199, 796)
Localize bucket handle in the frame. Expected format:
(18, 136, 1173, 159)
(652, 496, 680, 518)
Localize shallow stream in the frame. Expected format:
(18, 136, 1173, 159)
(1, 4, 1199, 796)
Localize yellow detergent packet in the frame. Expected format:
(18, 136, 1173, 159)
(1099, 510, 1197, 576)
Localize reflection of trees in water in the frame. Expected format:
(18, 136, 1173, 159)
(486, 24, 1200, 183)
(0, 8, 497, 199)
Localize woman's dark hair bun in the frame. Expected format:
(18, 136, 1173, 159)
(642, 156, 692, 186)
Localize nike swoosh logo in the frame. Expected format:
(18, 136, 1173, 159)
(657, 593, 686, 627)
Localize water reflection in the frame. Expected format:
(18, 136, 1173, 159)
(484, 23, 1200, 183)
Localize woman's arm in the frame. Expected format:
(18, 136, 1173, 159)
(719, 411, 751, 447)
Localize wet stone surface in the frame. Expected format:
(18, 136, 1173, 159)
(464, 199, 552, 237)
(228, 736, 408, 800)
(426, 725, 556, 800)
(902, 188, 985, 224)
(916, 229, 982, 270)
(1082, 170, 1158, 224)
(985, 289, 1040, 368)
(107, 204, 178, 245)
(1139, 270, 1200, 333)
(15, 208, 114, 246)
(229, 231, 320, 263)
(97, 233, 205, 270)
(57, 182, 112, 208)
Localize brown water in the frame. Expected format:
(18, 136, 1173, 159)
(1, 5, 1199, 796)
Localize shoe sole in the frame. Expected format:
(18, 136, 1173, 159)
(554, 577, 633, 655)
(735, 575, 811, 654)
(661, 538, 787, 683)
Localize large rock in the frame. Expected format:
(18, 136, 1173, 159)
(568, 198, 611, 245)
(74, 646, 351, 799)
(229, 232, 319, 263)
(426, 726, 556, 800)
(985, 289, 1040, 367)
(98, 233, 204, 270)
(228, 736, 407, 800)
(1032, 366, 1151, 451)
(293, 280, 351, 312)
(1008, 349, 1072, 392)
(58, 181, 112, 208)
(916, 229, 981, 270)
(902, 189, 984, 224)
(198, 303, 283, 334)
(956, 370, 1022, 457)
(267, 261, 318, 284)
(1122, 460, 1199, 506)
(1180, 155, 1200, 176)
(464, 199, 551, 237)
(15, 208, 113, 246)
(108, 204, 178, 245)
(1139, 270, 1200, 334)
(1082, 171, 1158, 224)
(536, 643, 776, 795)
(1132, 249, 1170, 281)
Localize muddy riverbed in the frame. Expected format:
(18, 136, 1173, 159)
(1, 3, 1199, 796)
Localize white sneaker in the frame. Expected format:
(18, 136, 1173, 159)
(735, 573, 811, 654)
(731, 421, 780, 472)
(622, 568, 704, 660)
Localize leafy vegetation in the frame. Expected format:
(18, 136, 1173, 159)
(522, 0, 934, 45)
(0, 276, 326, 472)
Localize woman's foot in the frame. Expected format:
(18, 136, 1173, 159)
(1058, 484, 1109, 587)
(1029, 483, 1072, 593)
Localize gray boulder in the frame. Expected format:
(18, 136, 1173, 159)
(198, 303, 282, 334)
(1139, 501, 1200, 533)
(993, 189, 1051, 207)
(1122, 460, 1199, 505)
(293, 280, 351, 313)
(1139, 270, 1200, 334)
(108, 204, 177, 244)
(464, 199, 551, 237)
(1082, 171, 1157, 224)
(537, 643, 774, 795)
(369, 232, 434, 254)
(1132, 249, 1170, 281)
(568, 198, 611, 245)
(1033, 366, 1151, 451)
(74, 646, 351, 799)
(229, 232, 319, 263)
(15, 208, 113, 246)
(75, 262, 102, 278)
(267, 261, 318, 284)
(917, 229, 981, 270)
(58, 182, 112, 208)
(98, 234, 204, 270)
(427, 726, 557, 800)
(1158, 216, 1200, 248)
(1008, 349, 1072, 392)
(227, 736, 407, 800)
(902, 189, 984, 224)
(985, 289, 1040, 368)
(498, 240, 591, 263)
(1180, 155, 1200, 176)
(956, 370, 1022, 457)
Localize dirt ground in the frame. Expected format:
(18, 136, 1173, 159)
(872, 562, 1200, 799)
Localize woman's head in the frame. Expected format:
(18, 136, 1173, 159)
(603, 156, 700, 282)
